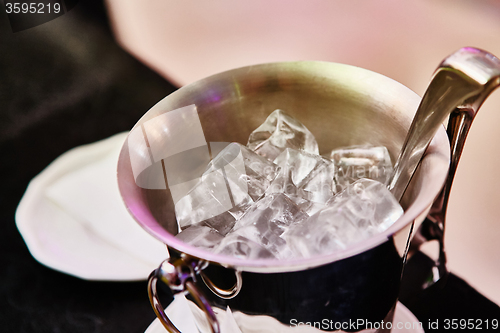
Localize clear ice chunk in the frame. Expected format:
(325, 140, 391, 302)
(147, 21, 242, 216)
(229, 193, 308, 258)
(207, 142, 281, 201)
(175, 143, 279, 234)
(330, 145, 393, 191)
(239, 143, 281, 200)
(266, 148, 318, 200)
(273, 148, 320, 185)
(299, 158, 336, 203)
(283, 179, 403, 258)
(267, 148, 336, 206)
(247, 109, 319, 161)
(215, 234, 276, 259)
(174, 166, 250, 235)
(175, 225, 224, 251)
(297, 200, 327, 216)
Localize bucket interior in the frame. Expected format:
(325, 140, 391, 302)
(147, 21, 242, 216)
(117, 61, 450, 272)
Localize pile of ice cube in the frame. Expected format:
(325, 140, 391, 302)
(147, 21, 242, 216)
(174, 110, 403, 259)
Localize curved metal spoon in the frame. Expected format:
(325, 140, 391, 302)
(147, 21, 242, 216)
(389, 47, 500, 285)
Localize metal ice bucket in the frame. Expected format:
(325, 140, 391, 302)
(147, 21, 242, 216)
(117, 62, 450, 332)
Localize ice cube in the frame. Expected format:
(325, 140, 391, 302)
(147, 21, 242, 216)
(175, 143, 279, 234)
(296, 200, 327, 216)
(284, 179, 403, 257)
(174, 167, 251, 235)
(283, 207, 356, 258)
(330, 145, 393, 191)
(230, 193, 308, 258)
(267, 148, 336, 205)
(299, 158, 336, 203)
(215, 234, 276, 259)
(207, 143, 281, 201)
(337, 178, 404, 231)
(266, 148, 318, 200)
(247, 109, 319, 161)
(273, 148, 321, 185)
(175, 225, 224, 251)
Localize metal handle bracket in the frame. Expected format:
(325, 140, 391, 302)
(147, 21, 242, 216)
(148, 259, 220, 333)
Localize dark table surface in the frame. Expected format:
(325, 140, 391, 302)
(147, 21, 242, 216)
(0, 2, 498, 332)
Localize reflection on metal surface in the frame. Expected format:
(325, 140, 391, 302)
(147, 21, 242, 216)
(143, 105, 207, 161)
(127, 104, 211, 193)
(405, 48, 500, 288)
(201, 269, 243, 299)
(148, 259, 220, 333)
(389, 48, 500, 202)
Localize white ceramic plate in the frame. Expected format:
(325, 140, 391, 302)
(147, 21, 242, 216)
(16, 133, 168, 281)
(145, 299, 424, 333)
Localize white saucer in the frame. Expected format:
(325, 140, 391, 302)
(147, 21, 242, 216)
(145, 298, 424, 333)
(16, 133, 168, 281)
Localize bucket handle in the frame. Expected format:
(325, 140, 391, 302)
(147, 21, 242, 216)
(148, 258, 220, 333)
(410, 47, 500, 287)
(200, 269, 243, 299)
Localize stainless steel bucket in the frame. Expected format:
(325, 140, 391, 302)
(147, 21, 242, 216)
(117, 61, 450, 332)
